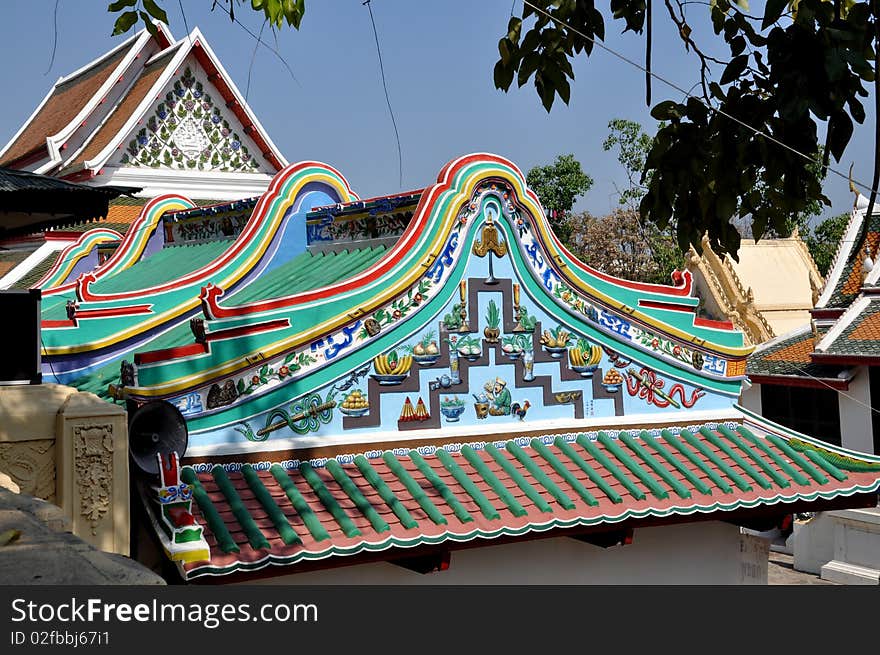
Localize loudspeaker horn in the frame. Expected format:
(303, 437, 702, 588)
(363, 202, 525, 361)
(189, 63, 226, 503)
(128, 400, 188, 475)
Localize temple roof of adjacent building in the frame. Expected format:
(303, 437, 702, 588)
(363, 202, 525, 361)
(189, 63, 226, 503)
(0, 24, 287, 185)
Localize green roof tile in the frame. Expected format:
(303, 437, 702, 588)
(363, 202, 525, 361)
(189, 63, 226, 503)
(597, 431, 668, 500)
(382, 452, 447, 525)
(639, 430, 712, 495)
(270, 464, 330, 541)
(325, 459, 390, 533)
(661, 430, 732, 494)
(298, 462, 362, 538)
(619, 432, 691, 499)
(483, 443, 553, 513)
(698, 426, 771, 489)
(530, 438, 598, 507)
(409, 450, 473, 523)
(554, 436, 623, 503)
(435, 449, 500, 520)
(506, 441, 575, 510)
(212, 466, 271, 550)
(241, 465, 301, 546)
(460, 445, 528, 517)
(575, 434, 646, 501)
(353, 455, 419, 529)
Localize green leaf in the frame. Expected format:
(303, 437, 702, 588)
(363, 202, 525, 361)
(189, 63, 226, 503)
(720, 55, 748, 85)
(141, 12, 159, 36)
(650, 101, 682, 121)
(107, 0, 136, 11)
(111, 10, 138, 35)
(762, 0, 788, 29)
(143, 0, 169, 24)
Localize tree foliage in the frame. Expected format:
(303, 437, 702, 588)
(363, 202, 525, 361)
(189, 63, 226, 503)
(108, 0, 305, 37)
(526, 153, 594, 243)
(494, 0, 877, 260)
(804, 212, 850, 275)
(107, 1, 876, 262)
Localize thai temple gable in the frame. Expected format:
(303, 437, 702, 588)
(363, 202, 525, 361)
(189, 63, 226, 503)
(0, 24, 286, 200)
(686, 229, 824, 346)
(0, 23, 289, 294)
(0, 26, 173, 174)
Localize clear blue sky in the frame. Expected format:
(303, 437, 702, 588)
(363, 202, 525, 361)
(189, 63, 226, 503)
(0, 1, 873, 224)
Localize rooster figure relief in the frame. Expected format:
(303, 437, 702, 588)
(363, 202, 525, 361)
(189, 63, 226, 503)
(511, 400, 531, 421)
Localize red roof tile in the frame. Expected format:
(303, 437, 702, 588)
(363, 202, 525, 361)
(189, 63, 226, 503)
(0, 42, 134, 166)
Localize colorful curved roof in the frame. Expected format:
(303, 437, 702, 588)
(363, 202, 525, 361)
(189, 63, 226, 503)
(170, 409, 880, 581)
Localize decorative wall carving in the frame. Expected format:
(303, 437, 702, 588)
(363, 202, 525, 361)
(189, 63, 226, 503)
(120, 67, 260, 173)
(0, 440, 55, 502)
(72, 424, 114, 535)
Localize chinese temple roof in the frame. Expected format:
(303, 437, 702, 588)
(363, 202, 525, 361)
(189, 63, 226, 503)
(746, 326, 849, 387)
(168, 410, 880, 581)
(813, 295, 880, 364)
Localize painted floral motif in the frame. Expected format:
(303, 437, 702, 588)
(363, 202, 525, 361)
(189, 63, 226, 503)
(357, 279, 432, 339)
(235, 351, 317, 396)
(120, 67, 260, 172)
(169, 210, 250, 243)
(308, 212, 413, 244)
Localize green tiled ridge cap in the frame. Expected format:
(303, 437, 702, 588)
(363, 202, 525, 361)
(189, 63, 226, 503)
(180, 427, 859, 558)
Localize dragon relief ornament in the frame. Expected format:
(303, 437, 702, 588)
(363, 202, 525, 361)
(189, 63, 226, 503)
(120, 67, 260, 172)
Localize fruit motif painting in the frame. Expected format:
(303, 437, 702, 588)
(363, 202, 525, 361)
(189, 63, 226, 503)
(603, 368, 623, 392)
(569, 338, 602, 377)
(340, 390, 370, 417)
(407, 331, 440, 365)
(541, 326, 571, 358)
(371, 351, 412, 385)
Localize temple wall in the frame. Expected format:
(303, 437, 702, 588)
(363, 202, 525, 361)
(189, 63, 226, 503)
(249, 522, 763, 585)
(839, 366, 874, 454)
(0, 384, 130, 555)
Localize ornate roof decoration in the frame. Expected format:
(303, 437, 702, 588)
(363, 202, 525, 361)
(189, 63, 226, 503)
(0, 24, 286, 191)
(119, 66, 261, 174)
(156, 410, 880, 581)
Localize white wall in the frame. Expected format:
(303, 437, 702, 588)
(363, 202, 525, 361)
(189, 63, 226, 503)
(248, 521, 755, 585)
(839, 366, 874, 454)
(740, 381, 762, 415)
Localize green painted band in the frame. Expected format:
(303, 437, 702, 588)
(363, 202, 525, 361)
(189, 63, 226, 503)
(299, 462, 362, 538)
(554, 436, 623, 504)
(211, 466, 271, 550)
(735, 426, 811, 486)
(269, 464, 331, 541)
(436, 449, 501, 520)
(382, 452, 448, 526)
(762, 434, 829, 484)
(180, 467, 239, 553)
(506, 441, 575, 510)
(354, 456, 419, 529)
(483, 443, 553, 513)
(803, 450, 847, 482)
(618, 432, 691, 499)
(325, 459, 391, 534)
(530, 438, 598, 507)
(639, 431, 712, 495)
(241, 465, 301, 545)
(460, 446, 527, 517)
(716, 425, 790, 488)
(661, 430, 732, 494)
(597, 432, 668, 500)
(575, 434, 645, 501)
(409, 451, 473, 523)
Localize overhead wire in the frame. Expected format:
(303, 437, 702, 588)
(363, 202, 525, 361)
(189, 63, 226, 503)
(364, 0, 403, 189)
(519, 0, 878, 199)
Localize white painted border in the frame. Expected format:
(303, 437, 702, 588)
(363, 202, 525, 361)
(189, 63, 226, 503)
(0, 241, 71, 290)
(815, 294, 872, 352)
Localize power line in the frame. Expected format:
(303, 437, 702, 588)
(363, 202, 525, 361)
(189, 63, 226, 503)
(245, 19, 268, 102)
(364, 0, 403, 189)
(44, 0, 60, 75)
(519, 0, 877, 199)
